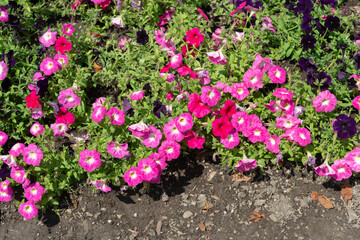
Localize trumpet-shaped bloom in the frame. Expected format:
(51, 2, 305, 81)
(252, 54, 272, 73)
(280, 100, 294, 115)
(138, 158, 159, 182)
(175, 113, 194, 133)
(314, 163, 336, 176)
(40, 57, 58, 76)
(313, 90, 337, 112)
(206, 50, 227, 65)
(62, 24, 75, 36)
(345, 148, 360, 172)
(25, 90, 40, 109)
(201, 86, 221, 107)
(0, 61, 8, 81)
(273, 88, 293, 101)
(243, 68, 263, 89)
(330, 159, 352, 181)
(112, 16, 124, 28)
(0, 131, 8, 146)
(231, 83, 249, 101)
(55, 107, 75, 125)
(220, 100, 236, 119)
(58, 89, 81, 108)
(130, 91, 145, 101)
(24, 182, 44, 202)
(55, 37, 72, 54)
(107, 141, 129, 159)
(106, 107, 125, 126)
(54, 54, 69, 69)
(123, 167, 142, 187)
(0, 7, 9, 22)
(276, 116, 302, 131)
(9, 143, 25, 157)
(128, 121, 151, 137)
(333, 114, 357, 140)
(90, 180, 111, 192)
(10, 166, 26, 184)
(352, 96, 360, 110)
(220, 129, 239, 149)
(170, 53, 183, 69)
(39, 29, 57, 47)
(51, 123, 68, 137)
(212, 117, 233, 138)
(187, 93, 211, 118)
(0, 187, 13, 202)
(186, 28, 204, 47)
(248, 125, 269, 143)
(164, 119, 184, 142)
(79, 149, 102, 172)
(265, 135, 281, 153)
(148, 153, 167, 170)
(19, 201, 38, 220)
(23, 144, 43, 166)
(185, 131, 205, 149)
(158, 140, 181, 161)
(91, 106, 107, 123)
(30, 122, 44, 137)
(268, 65, 286, 84)
(231, 111, 249, 132)
(143, 125, 162, 148)
(293, 128, 311, 146)
(235, 158, 257, 171)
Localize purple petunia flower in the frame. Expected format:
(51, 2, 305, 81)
(333, 114, 357, 140)
(324, 16, 340, 31)
(301, 34, 316, 50)
(136, 30, 149, 45)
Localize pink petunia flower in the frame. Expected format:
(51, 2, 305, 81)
(206, 50, 227, 65)
(330, 159, 353, 181)
(92, 97, 106, 110)
(79, 149, 102, 172)
(280, 99, 294, 115)
(111, 16, 124, 28)
(177, 65, 198, 79)
(230, 1, 246, 16)
(143, 125, 162, 148)
(39, 29, 57, 47)
(212, 117, 233, 138)
(30, 105, 44, 119)
(128, 121, 151, 137)
(0, 131, 8, 146)
(344, 148, 360, 172)
(58, 89, 81, 108)
(163, 119, 184, 142)
(268, 65, 286, 84)
(231, 111, 249, 132)
(352, 96, 360, 110)
(62, 24, 75, 36)
(158, 140, 181, 161)
(0, 7, 9, 22)
(130, 91, 145, 101)
(24, 182, 44, 202)
(55, 107, 75, 125)
(175, 113, 194, 133)
(273, 88, 293, 101)
(185, 131, 205, 149)
(252, 54, 272, 73)
(51, 123, 68, 137)
(231, 83, 249, 101)
(107, 141, 129, 158)
(220, 100, 237, 119)
(92, 106, 107, 123)
(33, 72, 45, 82)
(138, 158, 160, 182)
(243, 68, 263, 89)
(264, 100, 281, 113)
(197, 8, 209, 21)
(30, 122, 44, 137)
(106, 107, 125, 126)
(40, 57, 58, 76)
(261, 17, 277, 33)
(220, 129, 240, 149)
(275, 115, 302, 131)
(187, 93, 211, 118)
(235, 158, 257, 171)
(9, 143, 25, 158)
(212, 26, 227, 46)
(23, 144, 43, 166)
(198, 70, 210, 85)
(19, 201, 38, 220)
(69, 130, 88, 143)
(292, 128, 311, 146)
(215, 81, 232, 93)
(0, 180, 10, 192)
(0, 61, 8, 81)
(247, 125, 269, 143)
(10, 166, 26, 183)
(123, 167, 143, 187)
(0, 154, 17, 167)
(201, 86, 221, 107)
(118, 36, 132, 51)
(265, 135, 281, 153)
(154, 29, 166, 46)
(314, 162, 336, 176)
(54, 54, 69, 69)
(55, 36, 72, 54)
(170, 53, 183, 69)
(90, 180, 111, 192)
(0, 187, 13, 202)
(186, 28, 204, 47)
(313, 90, 337, 112)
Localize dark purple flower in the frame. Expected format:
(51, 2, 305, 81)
(0, 164, 10, 181)
(354, 53, 360, 70)
(336, 71, 348, 82)
(36, 78, 49, 98)
(299, 57, 317, 72)
(301, 34, 316, 50)
(295, 0, 313, 15)
(301, 15, 313, 34)
(2, 50, 16, 68)
(315, 71, 332, 90)
(320, 0, 338, 8)
(333, 114, 357, 140)
(315, 19, 326, 35)
(153, 100, 167, 119)
(324, 16, 340, 31)
(306, 70, 318, 85)
(136, 30, 149, 45)
(34, 17, 44, 30)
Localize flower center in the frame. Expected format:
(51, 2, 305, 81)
(284, 121, 293, 128)
(44, 33, 51, 41)
(166, 147, 174, 154)
(25, 205, 32, 213)
(250, 76, 258, 84)
(237, 88, 244, 95)
(354, 155, 360, 164)
(299, 133, 306, 140)
(113, 114, 119, 121)
(179, 117, 186, 125)
(31, 188, 37, 195)
(207, 90, 215, 99)
(321, 99, 330, 106)
(171, 126, 179, 135)
(275, 70, 281, 78)
(238, 118, 244, 124)
(86, 156, 94, 164)
(46, 62, 53, 69)
(338, 167, 345, 173)
(254, 129, 261, 136)
(65, 95, 74, 102)
(143, 165, 152, 174)
(270, 138, 276, 145)
(0, 191, 7, 197)
(130, 171, 137, 179)
(29, 151, 37, 159)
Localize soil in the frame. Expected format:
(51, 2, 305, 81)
(1, 153, 360, 240)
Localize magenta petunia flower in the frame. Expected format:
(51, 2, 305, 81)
(62, 24, 75, 36)
(261, 16, 277, 33)
(292, 127, 311, 146)
(212, 117, 233, 138)
(314, 163, 336, 176)
(92, 97, 106, 110)
(215, 81, 232, 93)
(231, 111, 249, 132)
(33, 72, 45, 82)
(107, 141, 129, 159)
(91, 106, 107, 123)
(79, 149, 102, 172)
(212, 26, 227, 46)
(330, 159, 353, 181)
(280, 99, 294, 115)
(243, 68, 263, 89)
(39, 29, 57, 47)
(177, 64, 198, 79)
(106, 107, 125, 126)
(264, 100, 281, 113)
(0, 61, 8, 81)
(185, 131, 205, 149)
(0, 187, 13, 202)
(275, 116, 302, 131)
(19, 201, 38, 220)
(248, 125, 269, 143)
(90, 180, 112, 193)
(206, 50, 227, 65)
(163, 119, 184, 142)
(268, 65, 286, 84)
(51, 123, 68, 137)
(130, 91, 145, 101)
(0, 7, 9, 22)
(55, 36, 72, 54)
(118, 36, 132, 51)
(273, 88, 293, 101)
(186, 28, 204, 47)
(252, 54, 272, 73)
(230, 1, 246, 16)
(54, 54, 69, 69)
(170, 53, 183, 69)
(352, 96, 360, 110)
(231, 83, 249, 101)
(0, 180, 10, 192)
(30, 122, 44, 137)
(148, 153, 167, 170)
(198, 70, 210, 85)
(58, 89, 81, 108)
(344, 148, 360, 172)
(187, 93, 211, 118)
(175, 113, 194, 133)
(265, 135, 281, 153)
(235, 158, 257, 171)
(201, 86, 221, 107)
(220, 100, 237, 119)
(0, 131, 8, 146)
(123, 166, 143, 187)
(128, 121, 151, 137)
(30, 105, 44, 120)
(242, 114, 262, 137)
(220, 129, 239, 149)
(24, 182, 44, 202)
(0, 154, 17, 167)
(23, 144, 43, 166)
(10, 166, 26, 184)
(138, 158, 160, 182)
(313, 90, 337, 112)
(40, 57, 58, 76)
(143, 125, 162, 148)
(158, 140, 181, 161)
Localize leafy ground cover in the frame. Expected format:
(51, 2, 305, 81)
(0, 0, 360, 229)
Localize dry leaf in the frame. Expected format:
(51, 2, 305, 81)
(199, 221, 206, 231)
(341, 183, 353, 205)
(232, 172, 252, 182)
(249, 211, 265, 222)
(94, 62, 102, 72)
(310, 191, 319, 200)
(318, 194, 334, 209)
(73, 199, 78, 208)
(201, 200, 211, 211)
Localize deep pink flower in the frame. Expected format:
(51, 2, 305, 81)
(128, 121, 151, 137)
(0, 131, 8, 146)
(30, 122, 44, 137)
(198, 70, 210, 85)
(314, 163, 336, 176)
(330, 159, 353, 181)
(252, 54, 272, 73)
(212, 26, 227, 46)
(273, 88, 293, 101)
(163, 119, 184, 142)
(242, 114, 262, 137)
(186, 28, 204, 47)
(19, 201, 38, 220)
(201, 86, 221, 107)
(39, 29, 57, 47)
(55, 107, 75, 125)
(280, 99, 294, 115)
(220, 100, 237, 119)
(90, 180, 111, 192)
(352, 96, 360, 110)
(243, 68, 263, 89)
(79, 149, 102, 172)
(0, 180, 10, 192)
(235, 158, 257, 171)
(25, 90, 40, 109)
(9, 143, 25, 157)
(185, 131, 205, 149)
(54, 54, 69, 69)
(220, 129, 239, 149)
(143, 125, 162, 148)
(51, 123, 68, 137)
(344, 148, 360, 172)
(275, 116, 302, 131)
(170, 53, 183, 69)
(212, 117, 233, 138)
(40, 57, 58, 76)
(230, 1, 246, 16)
(92, 97, 106, 110)
(123, 167, 143, 187)
(206, 50, 227, 65)
(292, 128, 311, 146)
(197, 8, 209, 21)
(268, 65, 286, 84)
(187, 93, 211, 118)
(23, 144, 43, 166)
(24, 182, 44, 202)
(248, 125, 269, 143)
(138, 158, 160, 182)
(216, 81, 232, 93)
(10, 166, 26, 183)
(92, 106, 107, 123)
(62, 24, 75, 36)
(130, 91, 145, 101)
(0, 61, 8, 81)
(33, 72, 45, 82)
(177, 64, 198, 79)
(265, 135, 281, 153)
(107, 141, 129, 159)
(58, 89, 81, 108)
(231, 83, 249, 101)
(106, 107, 125, 126)
(264, 100, 281, 113)
(175, 113, 194, 133)
(55, 37, 72, 54)
(158, 140, 181, 161)
(231, 111, 249, 132)
(313, 90, 337, 112)
(0, 7, 9, 22)
(0, 187, 13, 202)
